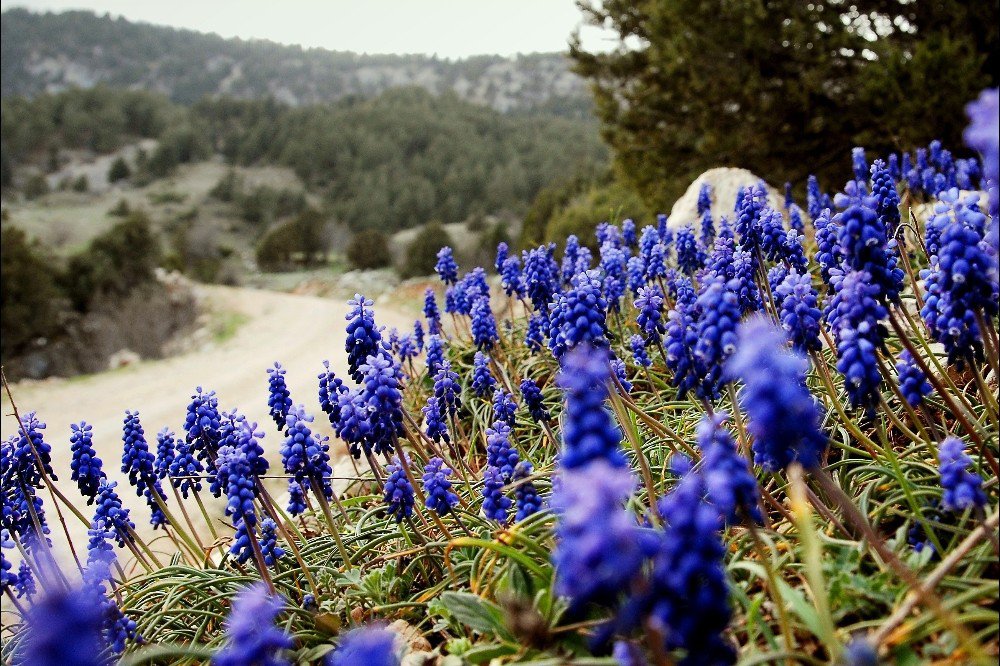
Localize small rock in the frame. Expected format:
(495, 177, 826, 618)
(108, 349, 140, 370)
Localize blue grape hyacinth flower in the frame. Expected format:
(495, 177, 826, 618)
(471, 351, 496, 397)
(15, 585, 111, 666)
(486, 420, 520, 481)
(513, 461, 542, 522)
(383, 456, 415, 523)
(326, 626, 400, 666)
(828, 269, 887, 412)
(266, 362, 293, 430)
(557, 345, 626, 469)
(214, 584, 293, 666)
(422, 457, 459, 516)
(939, 437, 986, 513)
(481, 465, 511, 523)
(69, 422, 105, 504)
(550, 460, 642, 611)
(184, 386, 222, 466)
(726, 317, 827, 472)
(698, 412, 763, 525)
(896, 350, 933, 407)
(519, 377, 550, 423)
(345, 295, 383, 383)
(435, 246, 458, 285)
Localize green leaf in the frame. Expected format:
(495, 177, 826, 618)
(438, 591, 512, 640)
(460, 642, 519, 663)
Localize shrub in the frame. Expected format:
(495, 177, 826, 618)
(466, 213, 487, 232)
(72, 175, 89, 192)
(22, 173, 49, 199)
(108, 156, 131, 183)
(0, 226, 62, 357)
(255, 208, 329, 271)
(108, 198, 131, 217)
(144, 124, 211, 179)
(346, 230, 391, 270)
(61, 211, 162, 311)
(209, 170, 242, 202)
(400, 223, 453, 278)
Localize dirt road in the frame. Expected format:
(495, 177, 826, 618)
(0, 285, 413, 572)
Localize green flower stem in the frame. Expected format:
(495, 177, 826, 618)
(310, 485, 354, 570)
(607, 386, 661, 524)
(747, 524, 798, 659)
(191, 489, 220, 542)
(787, 465, 840, 661)
(254, 481, 319, 596)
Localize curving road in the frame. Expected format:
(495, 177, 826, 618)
(0, 285, 413, 575)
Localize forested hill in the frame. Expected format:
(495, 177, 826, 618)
(0, 8, 591, 116)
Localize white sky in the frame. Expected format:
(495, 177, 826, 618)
(0, 0, 617, 59)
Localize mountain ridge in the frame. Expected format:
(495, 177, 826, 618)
(1, 8, 591, 115)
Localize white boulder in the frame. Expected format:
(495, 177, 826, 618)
(667, 167, 783, 230)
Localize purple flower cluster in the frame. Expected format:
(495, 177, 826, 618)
(423, 396, 449, 444)
(639, 471, 736, 665)
(184, 386, 222, 466)
(921, 206, 999, 366)
(10, 411, 55, 488)
(359, 352, 406, 455)
(896, 350, 932, 407)
(214, 584, 293, 666)
(812, 209, 842, 284)
(470, 351, 496, 397)
(693, 275, 741, 399)
(435, 246, 458, 285)
(550, 461, 642, 610)
(383, 456, 415, 523)
(551, 269, 608, 355)
(154, 427, 175, 481)
(70, 422, 105, 504)
(425, 334, 445, 378)
(486, 420, 520, 481)
(492, 388, 517, 427)
(318, 360, 347, 429)
(423, 288, 442, 335)
(513, 461, 542, 521)
(92, 480, 134, 547)
(698, 413, 762, 525)
(664, 300, 703, 397)
(519, 377, 550, 423)
(675, 225, 706, 275)
(727, 317, 827, 471)
(422, 457, 458, 516)
(835, 204, 904, 304)
(470, 295, 498, 350)
(280, 405, 333, 500)
(557, 346, 626, 469)
(327, 626, 400, 666)
(481, 465, 511, 523)
(634, 285, 665, 346)
(120, 410, 168, 528)
(938, 437, 986, 512)
(774, 268, 822, 353)
(345, 295, 383, 383)
(828, 270, 887, 412)
(630, 334, 652, 368)
(266, 362, 292, 429)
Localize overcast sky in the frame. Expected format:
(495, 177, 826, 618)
(0, 0, 616, 59)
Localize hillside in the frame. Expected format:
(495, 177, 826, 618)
(0, 8, 591, 116)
